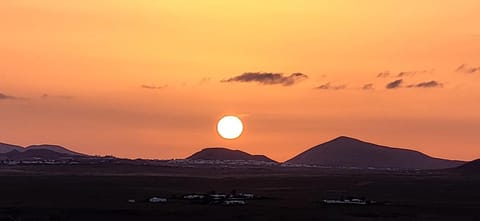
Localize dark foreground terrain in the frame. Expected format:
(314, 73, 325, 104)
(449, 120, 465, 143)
(0, 164, 479, 221)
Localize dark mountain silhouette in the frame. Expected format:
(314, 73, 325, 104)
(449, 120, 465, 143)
(0, 142, 24, 153)
(25, 144, 84, 156)
(0, 141, 86, 157)
(453, 159, 480, 174)
(187, 147, 276, 163)
(286, 136, 464, 169)
(0, 149, 74, 161)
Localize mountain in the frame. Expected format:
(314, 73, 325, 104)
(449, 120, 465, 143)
(0, 149, 74, 161)
(25, 144, 84, 156)
(0, 142, 24, 153)
(286, 136, 464, 169)
(453, 159, 480, 174)
(187, 147, 276, 163)
(0, 142, 85, 156)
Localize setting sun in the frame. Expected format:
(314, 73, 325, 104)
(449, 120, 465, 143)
(217, 116, 244, 140)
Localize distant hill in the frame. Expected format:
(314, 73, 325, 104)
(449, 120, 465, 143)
(453, 159, 480, 174)
(0, 142, 86, 156)
(25, 144, 84, 156)
(0, 149, 74, 161)
(187, 147, 276, 163)
(0, 142, 24, 153)
(286, 136, 464, 169)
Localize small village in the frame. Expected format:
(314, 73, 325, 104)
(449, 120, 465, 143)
(128, 191, 259, 206)
(124, 190, 382, 208)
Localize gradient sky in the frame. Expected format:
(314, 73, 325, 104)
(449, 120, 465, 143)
(1, 1, 479, 162)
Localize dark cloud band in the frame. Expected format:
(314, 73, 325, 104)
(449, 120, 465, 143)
(407, 81, 442, 88)
(221, 72, 308, 86)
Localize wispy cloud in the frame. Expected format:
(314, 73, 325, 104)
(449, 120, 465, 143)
(141, 84, 168, 90)
(314, 83, 346, 90)
(362, 83, 374, 90)
(386, 79, 443, 89)
(41, 94, 74, 99)
(397, 69, 433, 77)
(397, 71, 415, 77)
(377, 71, 390, 78)
(407, 81, 443, 88)
(0, 92, 18, 100)
(386, 79, 403, 89)
(377, 69, 433, 78)
(456, 64, 480, 74)
(199, 77, 211, 85)
(221, 72, 308, 86)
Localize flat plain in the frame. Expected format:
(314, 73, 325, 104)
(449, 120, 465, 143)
(0, 164, 479, 221)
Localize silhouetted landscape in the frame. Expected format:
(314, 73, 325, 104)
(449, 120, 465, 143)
(187, 147, 277, 163)
(286, 136, 464, 169)
(1, 136, 479, 220)
(3, 1, 480, 220)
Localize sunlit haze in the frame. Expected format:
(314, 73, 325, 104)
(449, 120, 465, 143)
(1, 1, 479, 161)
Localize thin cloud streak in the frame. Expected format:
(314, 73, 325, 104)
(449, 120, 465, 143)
(386, 79, 403, 89)
(41, 94, 74, 99)
(0, 92, 18, 100)
(377, 71, 390, 78)
(377, 69, 434, 78)
(362, 84, 374, 90)
(407, 81, 443, 88)
(314, 83, 346, 90)
(456, 64, 480, 74)
(141, 84, 168, 90)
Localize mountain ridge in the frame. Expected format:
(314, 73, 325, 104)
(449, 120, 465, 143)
(0, 142, 84, 156)
(286, 136, 464, 169)
(187, 147, 276, 163)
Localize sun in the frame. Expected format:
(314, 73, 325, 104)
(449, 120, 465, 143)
(217, 116, 244, 139)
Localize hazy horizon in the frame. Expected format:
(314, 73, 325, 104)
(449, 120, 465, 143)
(0, 135, 472, 162)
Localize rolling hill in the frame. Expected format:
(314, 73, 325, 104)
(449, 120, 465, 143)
(0, 142, 24, 153)
(25, 144, 84, 156)
(187, 147, 276, 163)
(452, 159, 480, 174)
(286, 136, 464, 169)
(0, 149, 74, 161)
(0, 142, 86, 159)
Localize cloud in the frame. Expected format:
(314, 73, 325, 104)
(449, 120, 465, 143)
(396, 69, 433, 77)
(396, 71, 415, 77)
(0, 92, 17, 100)
(141, 84, 168, 89)
(407, 81, 443, 88)
(41, 94, 74, 99)
(199, 77, 211, 84)
(456, 64, 480, 74)
(314, 83, 346, 90)
(386, 79, 403, 89)
(377, 71, 390, 78)
(221, 72, 308, 86)
(378, 69, 433, 78)
(362, 83, 374, 90)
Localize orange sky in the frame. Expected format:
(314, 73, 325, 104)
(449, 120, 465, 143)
(1, 1, 479, 162)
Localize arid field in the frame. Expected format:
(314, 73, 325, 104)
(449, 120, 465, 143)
(0, 164, 479, 221)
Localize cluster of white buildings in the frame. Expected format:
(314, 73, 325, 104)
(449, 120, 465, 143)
(169, 159, 277, 167)
(130, 192, 256, 206)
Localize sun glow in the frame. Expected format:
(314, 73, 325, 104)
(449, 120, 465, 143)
(217, 116, 244, 139)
